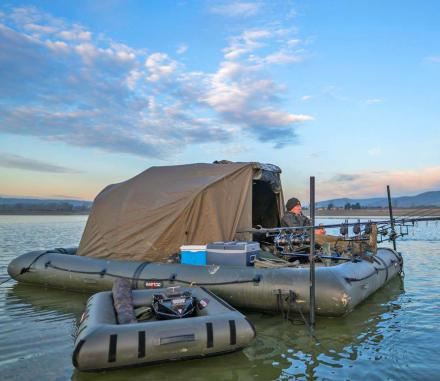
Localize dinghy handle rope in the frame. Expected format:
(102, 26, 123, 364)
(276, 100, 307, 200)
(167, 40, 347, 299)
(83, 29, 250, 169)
(2, 250, 54, 285)
(19, 251, 51, 275)
(131, 261, 150, 289)
(0, 276, 13, 286)
(344, 258, 398, 284)
(277, 290, 320, 344)
(388, 249, 404, 276)
(42, 262, 263, 287)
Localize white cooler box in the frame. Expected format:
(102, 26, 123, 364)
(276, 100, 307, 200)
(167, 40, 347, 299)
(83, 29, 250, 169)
(206, 241, 259, 266)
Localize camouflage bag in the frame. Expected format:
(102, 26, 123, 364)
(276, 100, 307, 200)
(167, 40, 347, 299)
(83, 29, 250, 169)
(112, 278, 137, 324)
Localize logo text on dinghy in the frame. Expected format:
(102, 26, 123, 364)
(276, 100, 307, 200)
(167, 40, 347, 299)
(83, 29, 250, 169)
(145, 280, 163, 288)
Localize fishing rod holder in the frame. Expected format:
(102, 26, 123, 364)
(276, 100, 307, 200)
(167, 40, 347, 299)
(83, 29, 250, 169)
(340, 221, 349, 236)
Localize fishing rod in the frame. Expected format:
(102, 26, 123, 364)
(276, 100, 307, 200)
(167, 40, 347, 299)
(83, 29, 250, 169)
(280, 252, 352, 261)
(239, 215, 440, 235)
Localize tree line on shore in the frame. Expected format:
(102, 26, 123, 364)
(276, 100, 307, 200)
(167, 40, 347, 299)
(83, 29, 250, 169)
(0, 202, 91, 213)
(315, 202, 439, 210)
(327, 202, 362, 210)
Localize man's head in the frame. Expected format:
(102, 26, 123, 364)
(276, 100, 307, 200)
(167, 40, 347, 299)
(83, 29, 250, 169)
(286, 197, 302, 215)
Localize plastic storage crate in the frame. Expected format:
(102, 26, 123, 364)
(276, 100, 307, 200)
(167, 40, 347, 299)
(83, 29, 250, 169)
(206, 241, 259, 266)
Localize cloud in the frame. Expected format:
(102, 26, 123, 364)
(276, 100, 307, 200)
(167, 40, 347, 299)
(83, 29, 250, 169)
(196, 25, 312, 145)
(331, 174, 362, 182)
(287, 39, 301, 47)
(0, 5, 312, 157)
(199, 60, 312, 144)
(223, 29, 271, 60)
(319, 167, 440, 198)
(260, 50, 303, 65)
(49, 194, 91, 200)
(58, 28, 91, 41)
(145, 52, 178, 82)
(247, 109, 312, 126)
(209, 2, 261, 18)
(23, 22, 56, 34)
(45, 39, 69, 53)
(425, 56, 440, 63)
(125, 69, 142, 90)
(0, 153, 80, 173)
(176, 44, 188, 55)
(368, 146, 382, 157)
(301, 95, 312, 101)
(366, 98, 382, 104)
(222, 28, 304, 65)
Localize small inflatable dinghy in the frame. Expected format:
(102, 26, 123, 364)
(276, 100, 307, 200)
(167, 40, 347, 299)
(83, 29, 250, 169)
(73, 283, 255, 371)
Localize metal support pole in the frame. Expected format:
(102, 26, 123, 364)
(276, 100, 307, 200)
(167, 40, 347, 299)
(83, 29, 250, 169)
(309, 176, 316, 328)
(387, 185, 397, 251)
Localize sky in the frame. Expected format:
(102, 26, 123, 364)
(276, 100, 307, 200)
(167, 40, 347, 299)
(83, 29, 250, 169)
(0, 0, 439, 202)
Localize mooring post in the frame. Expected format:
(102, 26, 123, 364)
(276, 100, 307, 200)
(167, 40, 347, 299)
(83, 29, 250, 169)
(387, 185, 397, 251)
(309, 176, 316, 328)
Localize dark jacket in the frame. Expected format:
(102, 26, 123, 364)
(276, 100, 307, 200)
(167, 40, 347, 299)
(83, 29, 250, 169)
(281, 211, 311, 228)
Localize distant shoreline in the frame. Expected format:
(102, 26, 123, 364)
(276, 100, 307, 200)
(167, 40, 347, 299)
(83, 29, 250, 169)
(1, 208, 439, 218)
(315, 208, 440, 217)
(0, 211, 90, 215)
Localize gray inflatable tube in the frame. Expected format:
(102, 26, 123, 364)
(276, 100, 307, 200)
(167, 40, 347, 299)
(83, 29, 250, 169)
(8, 247, 403, 316)
(73, 286, 255, 371)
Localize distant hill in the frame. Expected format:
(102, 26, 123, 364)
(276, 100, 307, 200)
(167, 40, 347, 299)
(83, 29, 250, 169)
(0, 197, 92, 207)
(316, 191, 440, 208)
(0, 197, 92, 213)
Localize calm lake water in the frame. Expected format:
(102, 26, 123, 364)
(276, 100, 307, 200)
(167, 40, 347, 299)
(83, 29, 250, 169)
(0, 215, 439, 381)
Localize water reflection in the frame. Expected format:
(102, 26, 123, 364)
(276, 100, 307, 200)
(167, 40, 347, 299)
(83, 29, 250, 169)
(6, 283, 87, 317)
(243, 277, 405, 380)
(1, 284, 83, 381)
(5, 277, 405, 381)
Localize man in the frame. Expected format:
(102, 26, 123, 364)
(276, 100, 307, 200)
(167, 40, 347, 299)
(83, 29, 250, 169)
(281, 198, 311, 228)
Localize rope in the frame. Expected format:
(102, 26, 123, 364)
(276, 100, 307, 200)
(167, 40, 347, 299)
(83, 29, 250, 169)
(0, 276, 13, 286)
(19, 251, 50, 275)
(275, 290, 320, 343)
(44, 262, 262, 287)
(290, 298, 320, 344)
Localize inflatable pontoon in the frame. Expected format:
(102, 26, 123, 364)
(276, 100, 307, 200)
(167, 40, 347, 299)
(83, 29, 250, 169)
(8, 246, 403, 317)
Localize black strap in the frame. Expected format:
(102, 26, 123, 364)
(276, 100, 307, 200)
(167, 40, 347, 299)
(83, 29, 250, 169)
(375, 256, 389, 282)
(72, 340, 85, 368)
(206, 322, 213, 348)
(229, 320, 236, 345)
(138, 331, 146, 358)
(108, 334, 117, 363)
(131, 261, 150, 289)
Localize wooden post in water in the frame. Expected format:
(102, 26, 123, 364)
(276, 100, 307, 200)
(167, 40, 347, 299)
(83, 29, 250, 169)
(309, 176, 316, 328)
(387, 185, 397, 251)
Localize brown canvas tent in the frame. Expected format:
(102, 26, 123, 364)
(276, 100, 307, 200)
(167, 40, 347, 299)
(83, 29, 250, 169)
(77, 161, 284, 262)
